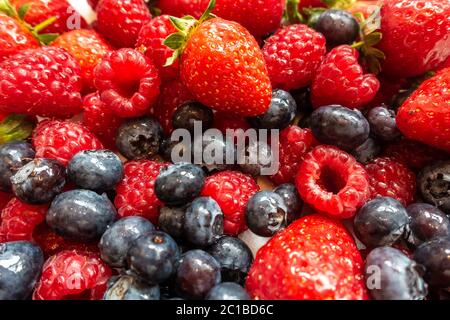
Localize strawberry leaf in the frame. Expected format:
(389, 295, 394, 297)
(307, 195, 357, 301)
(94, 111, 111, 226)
(36, 33, 58, 45)
(164, 50, 179, 67)
(164, 32, 185, 50)
(17, 3, 29, 20)
(0, 114, 33, 144)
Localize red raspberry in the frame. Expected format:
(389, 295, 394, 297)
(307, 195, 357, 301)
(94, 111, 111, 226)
(213, 111, 250, 144)
(246, 214, 368, 300)
(115, 160, 167, 224)
(296, 145, 370, 219)
(311, 45, 380, 109)
(365, 157, 416, 206)
(270, 125, 316, 185)
(33, 250, 112, 300)
(201, 170, 260, 235)
(157, 0, 208, 19)
(32, 120, 104, 166)
(94, 48, 161, 118)
(96, 0, 151, 48)
(88, 0, 99, 9)
(136, 15, 179, 82)
(262, 24, 326, 91)
(0, 191, 12, 211)
(0, 47, 83, 118)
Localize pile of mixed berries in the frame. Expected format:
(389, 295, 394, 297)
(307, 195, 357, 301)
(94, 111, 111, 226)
(0, 0, 449, 300)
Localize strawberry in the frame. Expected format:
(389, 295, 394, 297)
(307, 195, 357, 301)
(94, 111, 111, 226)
(246, 214, 368, 300)
(0, 13, 38, 61)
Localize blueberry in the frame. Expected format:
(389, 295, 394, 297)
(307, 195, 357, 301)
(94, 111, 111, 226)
(160, 137, 191, 163)
(406, 203, 450, 246)
(367, 105, 400, 141)
(46, 189, 117, 242)
(314, 9, 359, 46)
(128, 231, 180, 284)
(172, 101, 214, 133)
(206, 282, 250, 300)
(237, 140, 274, 176)
(414, 237, 450, 288)
(417, 161, 450, 214)
(245, 190, 287, 237)
(354, 197, 409, 247)
(248, 89, 296, 129)
(274, 183, 303, 224)
(365, 246, 427, 300)
(310, 105, 370, 151)
(0, 141, 35, 192)
(159, 205, 186, 240)
(68, 150, 124, 193)
(207, 236, 253, 284)
(104, 275, 160, 300)
(116, 117, 163, 160)
(175, 250, 221, 299)
(99, 216, 155, 268)
(155, 163, 205, 205)
(10, 158, 66, 204)
(0, 241, 44, 300)
(192, 132, 236, 172)
(184, 197, 224, 246)
(291, 87, 313, 114)
(351, 137, 381, 164)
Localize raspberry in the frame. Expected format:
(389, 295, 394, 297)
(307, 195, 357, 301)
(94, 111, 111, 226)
(365, 157, 416, 206)
(0, 47, 83, 118)
(114, 160, 167, 224)
(0, 191, 12, 211)
(213, 111, 251, 144)
(201, 170, 260, 235)
(296, 145, 370, 219)
(157, 0, 208, 19)
(32, 120, 104, 166)
(33, 250, 112, 300)
(311, 45, 380, 109)
(270, 125, 316, 185)
(262, 24, 326, 91)
(94, 48, 161, 118)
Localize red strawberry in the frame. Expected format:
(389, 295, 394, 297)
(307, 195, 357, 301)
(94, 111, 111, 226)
(377, 0, 450, 79)
(311, 45, 380, 109)
(246, 214, 368, 300)
(157, 0, 208, 19)
(396, 68, 450, 153)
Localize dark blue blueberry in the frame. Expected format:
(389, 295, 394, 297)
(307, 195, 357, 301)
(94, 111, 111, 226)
(175, 250, 221, 299)
(367, 105, 400, 141)
(237, 140, 274, 177)
(68, 150, 124, 193)
(128, 231, 180, 284)
(155, 163, 205, 205)
(10, 158, 66, 204)
(417, 161, 450, 214)
(0, 241, 44, 300)
(116, 117, 163, 160)
(159, 205, 186, 240)
(206, 282, 250, 300)
(407, 203, 450, 246)
(160, 137, 191, 162)
(354, 197, 409, 247)
(46, 189, 117, 242)
(245, 190, 287, 237)
(207, 236, 253, 284)
(365, 246, 427, 300)
(99, 216, 155, 268)
(104, 275, 160, 300)
(314, 9, 359, 46)
(310, 105, 370, 151)
(274, 183, 303, 224)
(291, 87, 313, 114)
(0, 141, 35, 192)
(414, 237, 450, 288)
(184, 197, 224, 246)
(248, 89, 296, 129)
(351, 137, 381, 164)
(172, 101, 214, 133)
(192, 132, 236, 172)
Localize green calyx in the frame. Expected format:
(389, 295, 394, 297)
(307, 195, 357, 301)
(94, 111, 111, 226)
(0, 114, 34, 144)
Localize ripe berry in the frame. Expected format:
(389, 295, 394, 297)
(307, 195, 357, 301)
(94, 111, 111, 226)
(104, 275, 160, 300)
(417, 161, 450, 214)
(351, 138, 381, 165)
(192, 133, 236, 172)
(206, 282, 250, 300)
(274, 183, 303, 224)
(367, 105, 400, 141)
(237, 140, 274, 177)
(158, 206, 186, 240)
(314, 9, 360, 47)
(172, 102, 214, 133)
(414, 238, 450, 288)
(157, 0, 207, 19)
(0, 141, 35, 192)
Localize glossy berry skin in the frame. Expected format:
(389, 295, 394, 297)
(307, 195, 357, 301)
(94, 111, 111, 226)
(237, 140, 273, 177)
(157, 0, 208, 19)
(158, 206, 186, 240)
(115, 117, 163, 160)
(68, 150, 123, 193)
(311, 45, 380, 109)
(99, 216, 155, 268)
(96, 0, 151, 48)
(296, 145, 370, 219)
(314, 9, 359, 47)
(354, 197, 409, 248)
(274, 183, 303, 224)
(310, 105, 370, 151)
(94, 48, 161, 118)
(11, 158, 66, 205)
(417, 161, 450, 214)
(0, 47, 83, 118)
(172, 102, 214, 133)
(367, 105, 400, 141)
(175, 250, 221, 300)
(33, 250, 112, 300)
(206, 282, 250, 300)
(364, 247, 427, 300)
(351, 138, 380, 165)
(262, 24, 325, 91)
(32, 120, 104, 166)
(104, 275, 160, 300)
(246, 215, 368, 300)
(0, 141, 35, 192)
(414, 238, 450, 288)
(192, 132, 236, 172)
(0, 241, 44, 300)
(201, 171, 260, 236)
(180, 18, 271, 117)
(46, 190, 117, 242)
